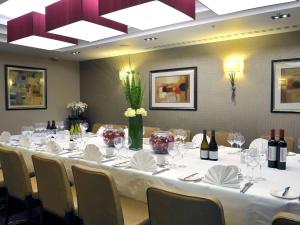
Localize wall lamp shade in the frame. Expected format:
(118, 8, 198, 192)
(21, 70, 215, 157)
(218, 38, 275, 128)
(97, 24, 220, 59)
(198, 0, 296, 15)
(0, 0, 59, 19)
(7, 12, 78, 50)
(46, 0, 128, 42)
(99, 0, 195, 30)
(225, 60, 241, 73)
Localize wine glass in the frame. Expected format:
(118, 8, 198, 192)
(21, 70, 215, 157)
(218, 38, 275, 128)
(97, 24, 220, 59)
(168, 144, 179, 168)
(227, 133, 235, 148)
(114, 137, 124, 159)
(246, 148, 260, 182)
(255, 147, 267, 182)
(80, 122, 89, 135)
(57, 121, 65, 131)
(239, 135, 245, 149)
(124, 137, 132, 150)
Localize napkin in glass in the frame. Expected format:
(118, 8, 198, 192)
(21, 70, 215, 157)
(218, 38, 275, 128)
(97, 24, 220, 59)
(0, 131, 11, 143)
(203, 165, 240, 189)
(19, 135, 31, 148)
(249, 138, 268, 153)
(46, 140, 62, 154)
(83, 144, 103, 163)
(130, 151, 157, 172)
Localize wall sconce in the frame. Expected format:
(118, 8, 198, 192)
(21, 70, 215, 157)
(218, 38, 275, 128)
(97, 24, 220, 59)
(224, 60, 242, 103)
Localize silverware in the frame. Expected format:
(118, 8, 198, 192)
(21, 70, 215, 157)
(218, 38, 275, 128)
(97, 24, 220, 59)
(282, 186, 290, 197)
(152, 168, 170, 175)
(57, 151, 69, 156)
(242, 182, 253, 194)
(240, 182, 252, 193)
(183, 173, 199, 181)
(112, 160, 130, 166)
(101, 158, 117, 163)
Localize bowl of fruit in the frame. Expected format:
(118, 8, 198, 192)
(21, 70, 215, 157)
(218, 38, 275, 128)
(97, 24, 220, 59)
(150, 131, 175, 154)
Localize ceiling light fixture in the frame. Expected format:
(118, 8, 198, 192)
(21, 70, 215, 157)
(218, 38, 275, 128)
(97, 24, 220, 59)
(0, 0, 59, 20)
(46, 0, 127, 42)
(144, 37, 158, 41)
(271, 13, 291, 19)
(7, 12, 78, 50)
(99, 0, 195, 30)
(197, 0, 296, 15)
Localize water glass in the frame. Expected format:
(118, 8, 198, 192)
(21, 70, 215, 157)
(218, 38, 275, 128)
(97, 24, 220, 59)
(255, 148, 267, 181)
(168, 145, 179, 168)
(114, 137, 124, 159)
(245, 148, 260, 182)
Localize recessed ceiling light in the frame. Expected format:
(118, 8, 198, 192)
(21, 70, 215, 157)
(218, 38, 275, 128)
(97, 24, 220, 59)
(271, 13, 291, 19)
(72, 51, 81, 56)
(144, 37, 158, 41)
(197, 0, 296, 15)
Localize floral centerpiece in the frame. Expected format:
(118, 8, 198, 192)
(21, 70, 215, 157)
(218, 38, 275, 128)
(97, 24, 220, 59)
(123, 70, 147, 150)
(67, 101, 88, 135)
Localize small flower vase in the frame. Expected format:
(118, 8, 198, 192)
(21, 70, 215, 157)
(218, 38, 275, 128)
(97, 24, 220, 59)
(128, 115, 143, 150)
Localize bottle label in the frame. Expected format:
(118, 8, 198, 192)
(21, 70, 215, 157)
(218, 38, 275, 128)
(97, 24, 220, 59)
(280, 147, 287, 163)
(268, 146, 277, 161)
(201, 150, 208, 159)
(209, 151, 218, 160)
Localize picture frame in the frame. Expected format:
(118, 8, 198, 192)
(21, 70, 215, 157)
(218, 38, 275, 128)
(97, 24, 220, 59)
(271, 58, 300, 113)
(149, 67, 197, 111)
(4, 65, 47, 110)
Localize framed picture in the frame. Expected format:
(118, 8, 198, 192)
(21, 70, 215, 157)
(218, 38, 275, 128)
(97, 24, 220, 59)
(272, 58, 300, 113)
(4, 65, 47, 110)
(150, 67, 197, 111)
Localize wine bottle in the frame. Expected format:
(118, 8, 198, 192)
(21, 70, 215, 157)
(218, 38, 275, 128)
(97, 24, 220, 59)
(46, 121, 51, 130)
(50, 120, 57, 130)
(200, 130, 209, 160)
(208, 130, 218, 161)
(277, 129, 287, 170)
(268, 129, 277, 168)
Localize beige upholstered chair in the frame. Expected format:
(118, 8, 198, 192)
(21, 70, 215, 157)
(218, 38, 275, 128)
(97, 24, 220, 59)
(72, 164, 148, 225)
(143, 127, 160, 138)
(273, 212, 300, 225)
(207, 131, 231, 147)
(146, 187, 226, 225)
(31, 154, 78, 225)
(261, 134, 294, 152)
(168, 129, 191, 142)
(0, 147, 38, 225)
(92, 123, 127, 133)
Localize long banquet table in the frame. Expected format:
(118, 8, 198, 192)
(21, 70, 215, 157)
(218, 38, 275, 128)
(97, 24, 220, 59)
(1, 135, 300, 225)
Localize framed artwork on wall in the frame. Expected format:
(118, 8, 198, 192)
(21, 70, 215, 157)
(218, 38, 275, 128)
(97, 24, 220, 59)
(149, 67, 197, 111)
(4, 65, 47, 110)
(272, 58, 300, 113)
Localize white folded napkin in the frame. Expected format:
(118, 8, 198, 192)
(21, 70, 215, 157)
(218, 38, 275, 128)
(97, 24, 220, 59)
(130, 151, 157, 172)
(0, 131, 11, 143)
(19, 135, 31, 148)
(192, 133, 211, 147)
(203, 165, 240, 189)
(46, 140, 62, 154)
(249, 138, 268, 153)
(83, 144, 104, 163)
(97, 126, 106, 136)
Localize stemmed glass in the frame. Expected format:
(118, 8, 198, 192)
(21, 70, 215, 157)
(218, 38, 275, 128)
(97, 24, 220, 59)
(255, 147, 267, 181)
(227, 133, 235, 148)
(122, 137, 132, 158)
(57, 121, 65, 131)
(80, 122, 89, 135)
(114, 137, 124, 159)
(245, 148, 260, 182)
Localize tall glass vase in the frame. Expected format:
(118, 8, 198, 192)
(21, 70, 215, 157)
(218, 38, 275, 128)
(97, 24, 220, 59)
(128, 115, 143, 150)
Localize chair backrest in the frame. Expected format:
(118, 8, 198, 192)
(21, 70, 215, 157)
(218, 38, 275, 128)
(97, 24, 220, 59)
(207, 131, 231, 147)
(72, 165, 124, 225)
(92, 123, 127, 134)
(0, 147, 33, 200)
(261, 134, 294, 152)
(168, 129, 191, 142)
(273, 212, 300, 225)
(32, 154, 74, 217)
(147, 187, 226, 225)
(144, 127, 160, 138)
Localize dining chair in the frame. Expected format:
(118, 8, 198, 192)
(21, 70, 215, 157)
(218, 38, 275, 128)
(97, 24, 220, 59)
(272, 212, 300, 225)
(0, 147, 39, 225)
(168, 129, 191, 142)
(92, 123, 127, 133)
(31, 154, 78, 225)
(143, 127, 160, 138)
(72, 164, 149, 225)
(146, 187, 226, 225)
(207, 131, 231, 147)
(261, 134, 294, 152)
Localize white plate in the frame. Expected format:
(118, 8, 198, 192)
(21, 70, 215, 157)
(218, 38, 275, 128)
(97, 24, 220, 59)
(270, 189, 300, 200)
(288, 152, 297, 156)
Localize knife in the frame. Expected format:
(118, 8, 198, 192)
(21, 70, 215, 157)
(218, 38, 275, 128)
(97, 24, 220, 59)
(242, 182, 253, 194)
(152, 168, 170, 175)
(183, 173, 199, 181)
(112, 160, 130, 167)
(282, 186, 290, 197)
(240, 182, 252, 193)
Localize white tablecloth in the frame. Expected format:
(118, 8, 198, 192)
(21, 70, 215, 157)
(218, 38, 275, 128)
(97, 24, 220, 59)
(1, 135, 300, 225)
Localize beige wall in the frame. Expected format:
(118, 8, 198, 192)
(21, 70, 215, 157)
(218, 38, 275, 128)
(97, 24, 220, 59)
(0, 51, 80, 133)
(81, 31, 300, 150)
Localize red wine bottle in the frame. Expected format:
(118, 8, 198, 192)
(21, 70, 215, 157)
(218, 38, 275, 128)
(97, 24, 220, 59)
(268, 129, 277, 168)
(208, 130, 218, 161)
(50, 120, 57, 130)
(46, 121, 51, 130)
(277, 129, 287, 170)
(200, 130, 209, 160)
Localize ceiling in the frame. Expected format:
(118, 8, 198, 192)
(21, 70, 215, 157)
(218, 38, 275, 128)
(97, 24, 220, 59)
(0, 1, 300, 61)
